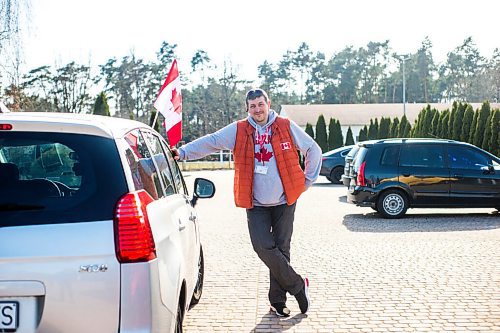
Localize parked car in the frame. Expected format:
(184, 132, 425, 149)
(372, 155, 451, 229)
(346, 138, 500, 218)
(341, 144, 360, 186)
(0, 112, 215, 333)
(320, 145, 354, 184)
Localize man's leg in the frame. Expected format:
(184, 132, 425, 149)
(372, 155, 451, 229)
(268, 203, 296, 304)
(246, 205, 303, 304)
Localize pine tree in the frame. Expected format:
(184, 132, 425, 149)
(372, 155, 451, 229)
(460, 105, 474, 142)
(359, 125, 368, 141)
(430, 110, 440, 138)
(398, 115, 411, 138)
(332, 119, 344, 149)
(469, 109, 479, 144)
(305, 123, 315, 139)
(327, 118, 336, 151)
(378, 117, 391, 139)
(448, 101, 458, 139)
(481, 111, 493, 151)
(452, 102, 465, 141)
(473, 101, 491, 148)
(440, 111, 450, 139)
(390, 117, 400, 138)
(374, 118, 380, 139)
(367, 119, 377, 139)
(315, 114, 328, 152)
(345, 126, 355, 145)
(489, 110, 500, 156)
(424, 107, 437, 138)
(93, 91, 110, 116)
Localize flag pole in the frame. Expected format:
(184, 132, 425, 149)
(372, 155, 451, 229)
(151, 109, 160, 128)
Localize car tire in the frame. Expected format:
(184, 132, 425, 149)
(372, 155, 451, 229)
(377, 189, 408, 219)
(175, 301, 184, 333)
(329, 166, 344, 184)
(189, 245, 204, 309)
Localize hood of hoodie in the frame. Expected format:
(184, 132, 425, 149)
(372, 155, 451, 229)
(247, 109, 277, 133)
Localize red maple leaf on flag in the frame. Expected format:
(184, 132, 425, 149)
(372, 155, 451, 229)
(171, 87, 182, 114)
(255, 147, 273, 164)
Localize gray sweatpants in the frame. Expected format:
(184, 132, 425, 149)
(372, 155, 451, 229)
(246, 203, 304, 304)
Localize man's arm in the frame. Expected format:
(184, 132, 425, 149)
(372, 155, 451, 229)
(173, 122, 237, 161)
(289, 120, 322, 188)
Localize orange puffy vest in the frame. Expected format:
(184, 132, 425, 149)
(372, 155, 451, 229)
(233, 117, 305, 209)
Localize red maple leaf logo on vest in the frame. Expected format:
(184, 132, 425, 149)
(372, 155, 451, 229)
(255, 147, 273, 164)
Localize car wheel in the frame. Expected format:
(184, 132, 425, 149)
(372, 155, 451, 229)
(175, 301, 184, 333)
(377, 190, 408, 219)
(329, 166, 344, 184)
(189, 245, 204, 309)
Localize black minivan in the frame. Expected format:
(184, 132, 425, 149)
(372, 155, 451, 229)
(347, 139, 500, 218)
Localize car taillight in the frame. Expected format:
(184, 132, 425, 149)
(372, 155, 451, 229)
(357, 161, 366, 187)
(114, 190, 156, 263)
(0, 124, 13, 130)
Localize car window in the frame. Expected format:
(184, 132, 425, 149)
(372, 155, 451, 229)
(141, 130, 176, 196)
(447, 146, 490, 169)
(123, 130, 164, 199)
(340, 149, 351, 157)
(160, 140, 187, 195)
(400, 145, 445, 168)
(380, 146, 400, 166)
(0, 132, 127, 227)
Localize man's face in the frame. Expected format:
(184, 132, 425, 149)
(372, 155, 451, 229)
(247, 96, 271, 126)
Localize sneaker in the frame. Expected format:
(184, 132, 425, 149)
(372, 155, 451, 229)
(270, 302, 291, 317)
(294, 278, 310, 314)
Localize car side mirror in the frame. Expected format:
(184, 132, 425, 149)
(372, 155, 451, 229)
(191, 178, 215, 207)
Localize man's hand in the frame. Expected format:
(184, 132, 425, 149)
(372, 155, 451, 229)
(171, 147, 180, 160)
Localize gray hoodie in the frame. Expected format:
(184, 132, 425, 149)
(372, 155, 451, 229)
(179, 110, 322, 206)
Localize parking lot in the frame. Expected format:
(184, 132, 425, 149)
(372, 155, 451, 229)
(183, 170, 500, 333)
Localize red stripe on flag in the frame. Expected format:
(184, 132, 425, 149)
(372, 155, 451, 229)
(166, 121, 182, 147)
(156, 59, 179, 98)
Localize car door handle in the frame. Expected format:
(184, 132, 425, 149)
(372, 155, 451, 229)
(178, 218, 186, 231)
(402, 173, 410, 177)
(453, 174, 463, 178)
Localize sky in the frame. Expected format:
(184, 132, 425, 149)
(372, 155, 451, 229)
(20, 0, 499, 83)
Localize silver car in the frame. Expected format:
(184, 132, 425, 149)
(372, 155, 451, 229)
(0, 112, 215, 333)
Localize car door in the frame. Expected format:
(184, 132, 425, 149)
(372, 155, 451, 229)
(398, 144, 450, 205)
(159, 139, 200, 289)
(139, 130, 199, 306)
(446, 145, 500, 206)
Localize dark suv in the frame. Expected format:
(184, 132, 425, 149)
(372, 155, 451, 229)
(347, 139, 500, 218)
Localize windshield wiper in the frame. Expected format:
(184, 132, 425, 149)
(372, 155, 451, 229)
(0, 203, 45, 211)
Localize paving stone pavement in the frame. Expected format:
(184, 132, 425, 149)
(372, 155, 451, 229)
(183, 170, 500, 333)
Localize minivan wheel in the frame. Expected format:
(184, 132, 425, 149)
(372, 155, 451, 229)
(377, 190, 408, 219)
(189, 245, 204, 309)
(329, 166, 344, 184)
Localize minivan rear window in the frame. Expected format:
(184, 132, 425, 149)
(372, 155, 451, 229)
(0, 132, 128, 227)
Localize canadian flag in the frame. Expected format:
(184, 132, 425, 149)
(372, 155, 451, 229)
(154, 59, 182, 146)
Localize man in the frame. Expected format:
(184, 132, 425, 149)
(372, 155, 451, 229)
(172, 88, 321, 317)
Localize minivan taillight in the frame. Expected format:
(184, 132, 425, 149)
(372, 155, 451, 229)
(357, 161, 366, 187)
(114, 190, 156, 263)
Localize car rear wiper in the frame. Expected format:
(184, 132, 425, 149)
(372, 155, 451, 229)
(0, 203, 45, 211)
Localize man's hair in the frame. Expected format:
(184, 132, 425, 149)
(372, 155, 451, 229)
(245, 88, 269, 109)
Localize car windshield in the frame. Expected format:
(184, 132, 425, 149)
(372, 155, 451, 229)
(0, 132, 128, 227)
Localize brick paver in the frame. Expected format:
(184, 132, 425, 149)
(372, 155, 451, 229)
(183, 170, 500, 332)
